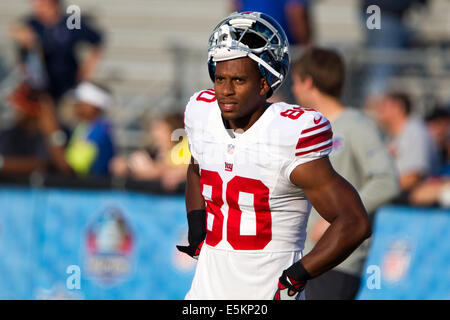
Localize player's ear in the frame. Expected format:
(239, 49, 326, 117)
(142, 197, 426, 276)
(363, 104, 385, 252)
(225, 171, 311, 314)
(304, 75, 315, 90)
(259, 77, 270, 97)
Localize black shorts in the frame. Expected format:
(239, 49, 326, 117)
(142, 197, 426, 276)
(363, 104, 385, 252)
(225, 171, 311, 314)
(305, 269, 361, 300)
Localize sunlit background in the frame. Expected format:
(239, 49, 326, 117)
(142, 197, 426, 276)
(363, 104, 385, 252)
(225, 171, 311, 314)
(0, 0, 448, 300)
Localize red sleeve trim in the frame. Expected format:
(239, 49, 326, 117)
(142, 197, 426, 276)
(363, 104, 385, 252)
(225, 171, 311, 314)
(295, 141, 333, 156)
(296, 128, 333, 150)
(301, 120, 330, 134)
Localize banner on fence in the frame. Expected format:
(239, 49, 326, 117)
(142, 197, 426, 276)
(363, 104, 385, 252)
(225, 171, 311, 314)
(0, 186, 195, 300)
(357, 206, 450, 300)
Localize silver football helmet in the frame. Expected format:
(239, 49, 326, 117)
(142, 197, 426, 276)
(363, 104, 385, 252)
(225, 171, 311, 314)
(207, 11, 290, 97)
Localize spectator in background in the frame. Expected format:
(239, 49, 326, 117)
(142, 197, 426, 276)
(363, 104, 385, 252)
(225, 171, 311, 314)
(374, 92, 440, 193)
(232, 0, 312, 46)
(409, 105, 449, 208)
(425, 106, 450, 175)
(65, 82, 115, 177)
(110, 113, 190, 192)
(0, 92, 49, 176)
(9, 0, 103, 103)
(409, 177, 450, 208)
(0, 87, 72, 176)
(360, 0, 428, 101)
(291, 47, 399, 300)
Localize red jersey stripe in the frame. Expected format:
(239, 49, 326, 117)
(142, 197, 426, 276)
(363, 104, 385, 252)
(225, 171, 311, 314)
(301, 120, 330, 134)
(296, 129, 333, 150)
(295, 141, 333, 156)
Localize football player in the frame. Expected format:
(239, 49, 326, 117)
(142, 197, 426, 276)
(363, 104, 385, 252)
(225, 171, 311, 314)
(177, 12, 371, 300)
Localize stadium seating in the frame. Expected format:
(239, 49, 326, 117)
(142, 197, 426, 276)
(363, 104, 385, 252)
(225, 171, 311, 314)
(0, 0, 449, 151)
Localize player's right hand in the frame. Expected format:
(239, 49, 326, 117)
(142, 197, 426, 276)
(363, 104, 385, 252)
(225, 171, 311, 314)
(176, 209, 206, 260)
(176, 241, 204, 260)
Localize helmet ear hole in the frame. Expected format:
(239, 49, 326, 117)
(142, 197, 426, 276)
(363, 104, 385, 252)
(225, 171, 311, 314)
(257, 63, 272, 98)
(208, 60, 216, 83)
(262, 77, 274, 99)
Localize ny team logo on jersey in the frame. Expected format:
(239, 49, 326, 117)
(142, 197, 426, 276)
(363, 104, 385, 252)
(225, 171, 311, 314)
(225, 162, 233, 172)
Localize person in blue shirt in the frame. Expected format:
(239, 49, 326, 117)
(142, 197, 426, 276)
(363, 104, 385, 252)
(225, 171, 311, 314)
(65, 82, 115, 177)
(10, 0, 103, 102)
(232, 0, 311, 45)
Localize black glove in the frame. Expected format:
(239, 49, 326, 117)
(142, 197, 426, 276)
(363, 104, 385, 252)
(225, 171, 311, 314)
(274, 260, 312, 300)
(176, 209, 206, 260)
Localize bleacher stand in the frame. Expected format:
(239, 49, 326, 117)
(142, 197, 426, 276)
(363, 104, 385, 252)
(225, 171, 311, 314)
(0, 0, 449, 153)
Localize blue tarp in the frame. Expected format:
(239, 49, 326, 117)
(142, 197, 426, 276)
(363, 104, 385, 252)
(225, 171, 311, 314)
(1, 186, 448, 300)
(357, 206, 450, 300)
(0, 186, 195, 300)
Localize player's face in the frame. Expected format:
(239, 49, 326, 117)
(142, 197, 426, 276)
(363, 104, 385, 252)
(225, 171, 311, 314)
(214, 57, 268, 129)
(376, 96, 400, 128)
(75, 101, 100, 121)
(31, 0, 59, 20)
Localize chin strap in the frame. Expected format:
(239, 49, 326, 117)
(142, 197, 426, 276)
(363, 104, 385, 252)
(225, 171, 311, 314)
(248, 52, 283, 89)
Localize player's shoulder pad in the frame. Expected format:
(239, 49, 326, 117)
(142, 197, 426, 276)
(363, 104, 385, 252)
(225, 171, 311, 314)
(187, 89, 217, 108)
(185, 89, 217, 125)
(270, 102, 333, 156)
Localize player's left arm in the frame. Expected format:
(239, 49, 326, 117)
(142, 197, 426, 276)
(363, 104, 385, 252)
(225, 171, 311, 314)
(274, 156, 371, 299)
(292, 156, 371, 276)
(76, 21, 103, 82)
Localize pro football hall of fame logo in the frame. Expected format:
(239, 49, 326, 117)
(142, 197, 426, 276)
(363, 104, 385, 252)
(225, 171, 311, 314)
(84, 206, 134, 285)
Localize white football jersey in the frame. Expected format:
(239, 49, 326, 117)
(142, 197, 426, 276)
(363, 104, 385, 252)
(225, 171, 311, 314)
(184, 89, 332, 299)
